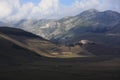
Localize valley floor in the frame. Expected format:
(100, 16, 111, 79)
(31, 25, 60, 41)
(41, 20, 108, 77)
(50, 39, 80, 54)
(0, 56, 120, 80)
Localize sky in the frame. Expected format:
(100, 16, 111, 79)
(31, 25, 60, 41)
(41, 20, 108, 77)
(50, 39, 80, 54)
(0, 0, 120, 22)
(21, 0, 75, 5)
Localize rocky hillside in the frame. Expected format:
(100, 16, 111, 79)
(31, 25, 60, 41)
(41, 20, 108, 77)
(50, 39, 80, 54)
(13, 9, 120, 40)
(51, 9, 120, 46)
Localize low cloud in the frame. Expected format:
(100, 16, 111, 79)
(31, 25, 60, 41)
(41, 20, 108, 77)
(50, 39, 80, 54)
(0, 0, 120, 22)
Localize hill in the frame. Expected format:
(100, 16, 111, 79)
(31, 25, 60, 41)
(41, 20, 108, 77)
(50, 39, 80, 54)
(0, 27, 93, 59)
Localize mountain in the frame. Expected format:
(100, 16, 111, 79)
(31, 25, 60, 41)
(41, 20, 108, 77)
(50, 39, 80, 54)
(1, 27, 119, 59)
(14, 19, 58, 39)
(11, 9, 120, 46)
(79, 40, 120, 56)
(0, 27, 94, 60)
(0, 22, 4, 26)
(0, 9, 120, 47)
(0, 21, 13, 27)
(51, 9, 120, 46)
(0, 27, 60, 58)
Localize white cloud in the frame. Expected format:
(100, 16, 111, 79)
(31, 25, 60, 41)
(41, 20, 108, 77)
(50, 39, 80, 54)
(28, 0, 61, 19)
(0, 1, 12, 18)
(0, 0, 20, 21)
(0, 0, 120, 22)
(7, 2, 34, 21)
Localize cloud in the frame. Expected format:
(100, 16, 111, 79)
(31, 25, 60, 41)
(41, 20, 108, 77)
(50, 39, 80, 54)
(62, 0, 120, 16)
(0, 0, 120, 22)
(0, 0, 12, 18)
(7, 2, 34, 21)
(28, 0, 61, 19)
(0, 0, 20, 21)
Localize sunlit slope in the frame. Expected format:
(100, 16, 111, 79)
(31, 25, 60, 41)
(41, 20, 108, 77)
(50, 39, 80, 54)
(0, 27, 92, 58)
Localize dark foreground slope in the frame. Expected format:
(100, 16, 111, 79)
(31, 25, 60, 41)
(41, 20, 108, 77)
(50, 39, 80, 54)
(0, 38, 42, 65)
(0, 28, 43, 66)
(0, 56, 120, 80)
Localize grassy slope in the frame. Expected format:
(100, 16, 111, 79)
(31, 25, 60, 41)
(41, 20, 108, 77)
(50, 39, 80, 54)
(0, 27, 93, 58)
(0, 35, 42, 66)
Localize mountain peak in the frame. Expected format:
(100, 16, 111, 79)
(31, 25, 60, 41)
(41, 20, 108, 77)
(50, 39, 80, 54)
(86, 9, 99, 13)
(77, 9, 99, 16)
(82, 9, 99, 14)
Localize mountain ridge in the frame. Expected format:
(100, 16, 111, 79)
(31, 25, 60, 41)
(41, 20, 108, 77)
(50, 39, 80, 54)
(14, 9, 120, 40)
(0, 9, 120, 46)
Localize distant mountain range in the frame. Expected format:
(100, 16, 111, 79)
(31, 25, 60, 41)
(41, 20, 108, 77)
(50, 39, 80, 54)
(0, 9, 120, 46)
(13, 9, 120, 46)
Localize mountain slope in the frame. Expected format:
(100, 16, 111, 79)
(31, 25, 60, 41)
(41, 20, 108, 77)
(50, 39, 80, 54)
(0, 27, 120, 68)
(50, 9, 120, 46)
(11, 9, 120, 47)
(0, 33, 42, 66)
(0, 27, 93, 58)
(80, 41, 120, 56)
